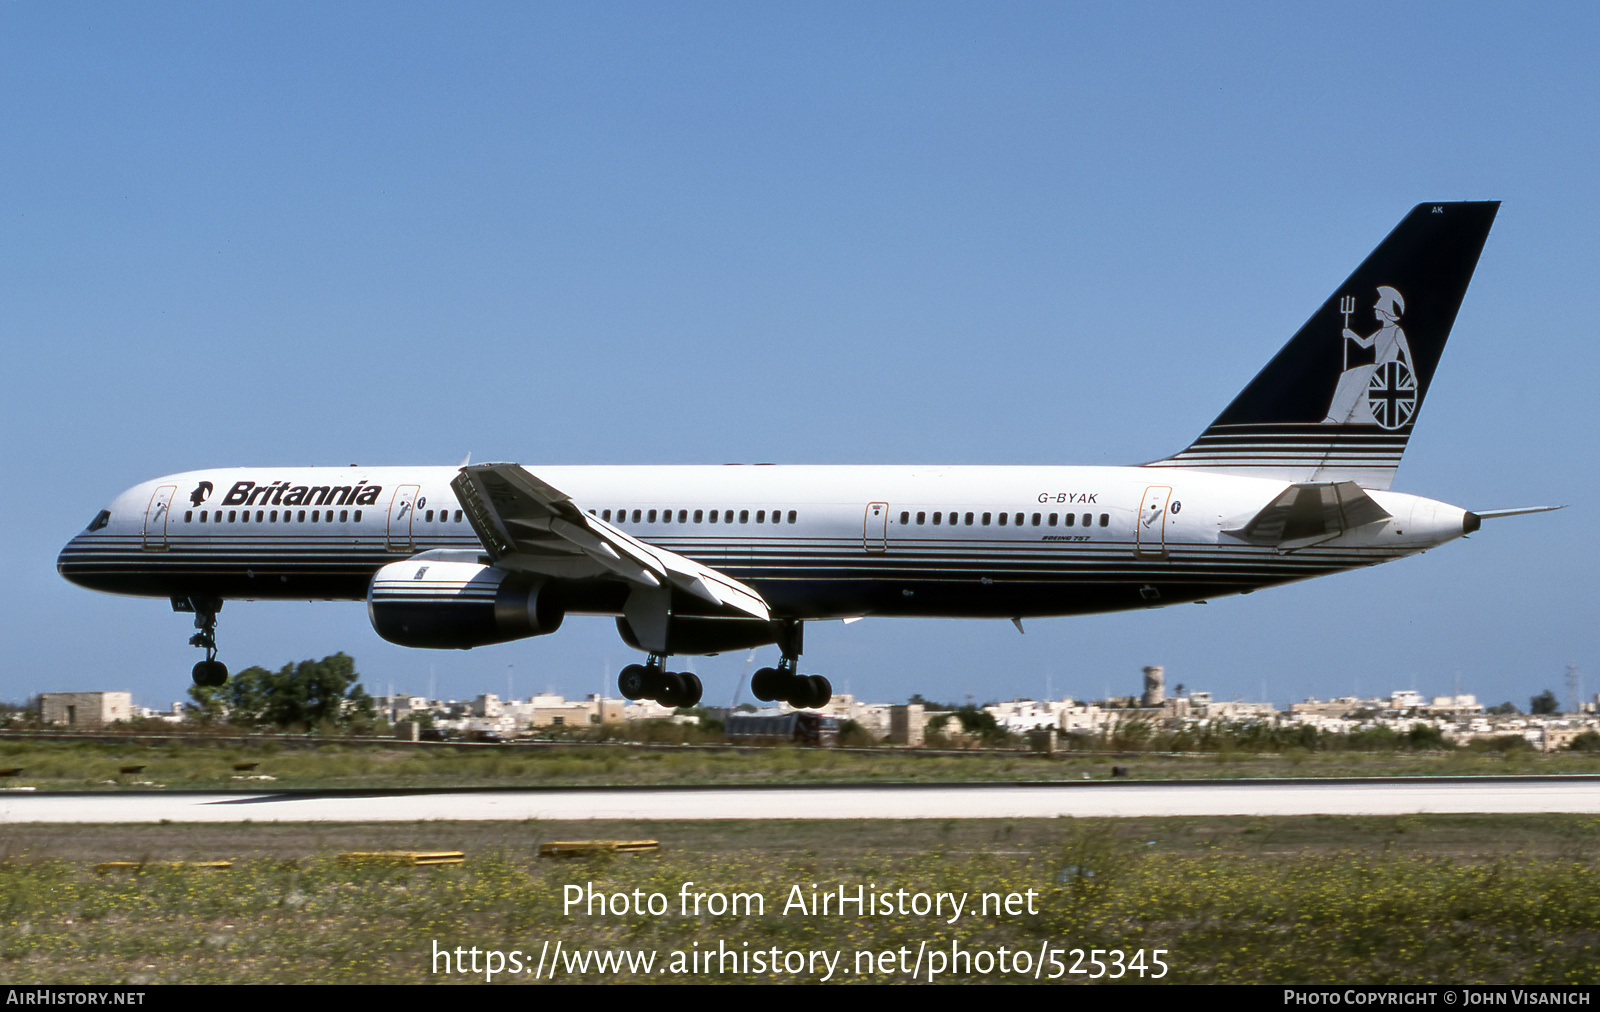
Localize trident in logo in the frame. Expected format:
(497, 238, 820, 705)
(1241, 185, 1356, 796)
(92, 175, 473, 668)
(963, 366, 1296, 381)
(1339, 294, 1356, 370)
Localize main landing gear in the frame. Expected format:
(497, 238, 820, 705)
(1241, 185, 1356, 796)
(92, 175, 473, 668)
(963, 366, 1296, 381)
(749, 620, 831, 709)
(617, 655, 704, 709)
(751, 658, 832, 710)
(173, 596, 228, 688)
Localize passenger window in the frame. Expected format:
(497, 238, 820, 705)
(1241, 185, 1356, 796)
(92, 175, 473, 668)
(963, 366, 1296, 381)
(916, 511, 926, 525)
(257, 510, 264, 522)
(1081, 513, 1091, 527)
(1099, 513, 1109, 527)
(241, 511, 250, 524)
(998, 513, 1007, 526)
(694, 510, 704, 523)
(455, 511, 462, 522)
(1048, 513, 1057, 526)
(787, 510, 796, 523)
(425, 510, 434, 522)
(725, 510, 734, 523)
(981, 512, 991, 526)
(678, 510, 687, 523)
(228, 511, 237, 522)
(739, 510, 749, 524)
(199, 511, 207, 523)
(709, 510, 719, 523)
(1032, 513, 1041, 526)
(661, 509, 672, 524)
(1064, 513, 1075, 527)
(184, 510, 193, 523)
(354, 510, 362, 522)
(647, 510, 657, 523)
(897, 511, 907, 525)
(631, 510, 642, 523)
(932, 512, 942, 525)
(297, 510, 305, 522)
(602, 510, 611, 521)
(340, 510, 349, 522)
(965, 512, 974, 525)
(312, 511, 320, 522)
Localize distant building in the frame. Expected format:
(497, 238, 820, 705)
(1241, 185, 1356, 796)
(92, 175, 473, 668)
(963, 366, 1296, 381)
(889, 704, 925, 746)
(1425, 695, 1482, 716)
(41, 692, 133, 729)
(527, 694, 622, 728)
(472, 693, 502, 718)
(1142, 666, 1165, 707)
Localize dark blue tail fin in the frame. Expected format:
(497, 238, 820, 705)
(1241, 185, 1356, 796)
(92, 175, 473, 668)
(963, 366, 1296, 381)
(1149, 201, 1499, 489)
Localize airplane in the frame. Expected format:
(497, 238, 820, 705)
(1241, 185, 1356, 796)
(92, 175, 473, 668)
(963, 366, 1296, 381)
(58, 201, 1554, 711)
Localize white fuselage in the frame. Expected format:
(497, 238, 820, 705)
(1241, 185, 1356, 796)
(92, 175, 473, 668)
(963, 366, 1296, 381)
(58, 463, 1472, 622)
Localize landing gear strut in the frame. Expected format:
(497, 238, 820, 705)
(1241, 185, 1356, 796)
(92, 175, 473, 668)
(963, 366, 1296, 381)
(173, 596, 228, 688)
(750, 620, 831, 709)
(617, 654, 703, 709)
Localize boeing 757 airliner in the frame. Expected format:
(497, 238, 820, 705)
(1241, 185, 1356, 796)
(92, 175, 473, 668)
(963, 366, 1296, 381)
(59, 202, 1552, 710)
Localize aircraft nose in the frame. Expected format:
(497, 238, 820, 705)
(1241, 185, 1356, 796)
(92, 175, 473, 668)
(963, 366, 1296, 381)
(57, 525, 113, 591)
(58, 532, 90, 586)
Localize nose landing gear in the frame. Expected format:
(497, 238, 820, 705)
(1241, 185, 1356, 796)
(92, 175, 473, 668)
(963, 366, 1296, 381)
(617, 654, 703, 709)
(173, 596, 228, 688)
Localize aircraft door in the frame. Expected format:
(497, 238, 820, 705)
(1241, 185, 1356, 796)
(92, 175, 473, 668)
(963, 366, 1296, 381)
(142, 485, 177, 550)
(1135, 485, 1173, 557)
(864, 502, 889, 553)
(387, 485, 421, 551)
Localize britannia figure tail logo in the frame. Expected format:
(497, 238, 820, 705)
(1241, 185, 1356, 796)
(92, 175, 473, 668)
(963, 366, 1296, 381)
(1323, 285, 1415, 428)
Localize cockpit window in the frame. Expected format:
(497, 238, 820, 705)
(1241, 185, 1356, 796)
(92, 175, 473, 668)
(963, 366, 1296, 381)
(86, 510, 110, 532)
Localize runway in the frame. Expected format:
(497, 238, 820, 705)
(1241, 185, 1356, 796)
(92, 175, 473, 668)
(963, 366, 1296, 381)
(3, 776, 1598, 823)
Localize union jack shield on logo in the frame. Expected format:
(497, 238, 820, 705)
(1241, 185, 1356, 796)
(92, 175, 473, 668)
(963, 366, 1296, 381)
(1366, 360, 1417, 429)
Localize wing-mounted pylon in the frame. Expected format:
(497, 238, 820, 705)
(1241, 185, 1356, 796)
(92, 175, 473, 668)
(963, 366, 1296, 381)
(1224, 480, 1392, 553)
(450, 463, 770, 621)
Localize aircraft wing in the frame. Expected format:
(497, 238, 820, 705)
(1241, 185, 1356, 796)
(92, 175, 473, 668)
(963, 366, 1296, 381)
(450, 463, 770, 621)
(1224, 480, 1393, 552)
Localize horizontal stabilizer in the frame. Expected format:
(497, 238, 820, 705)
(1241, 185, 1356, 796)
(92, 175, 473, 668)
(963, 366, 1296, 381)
(1225, 480, 1391, 552)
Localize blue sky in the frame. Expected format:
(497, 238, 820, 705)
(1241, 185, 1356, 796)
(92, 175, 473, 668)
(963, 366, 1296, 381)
(5, 2, 1596, 711)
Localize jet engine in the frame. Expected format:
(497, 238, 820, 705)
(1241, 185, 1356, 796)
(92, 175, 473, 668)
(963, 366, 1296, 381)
(367, 557, 564, 649)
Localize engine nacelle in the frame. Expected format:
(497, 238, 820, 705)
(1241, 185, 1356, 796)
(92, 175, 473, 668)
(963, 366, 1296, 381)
(368, 557, 564, 649)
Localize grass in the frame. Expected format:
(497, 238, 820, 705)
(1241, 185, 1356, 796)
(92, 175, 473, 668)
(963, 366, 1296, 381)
(2, 736, 1597, 791)
(1, 815, 1599, 983)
